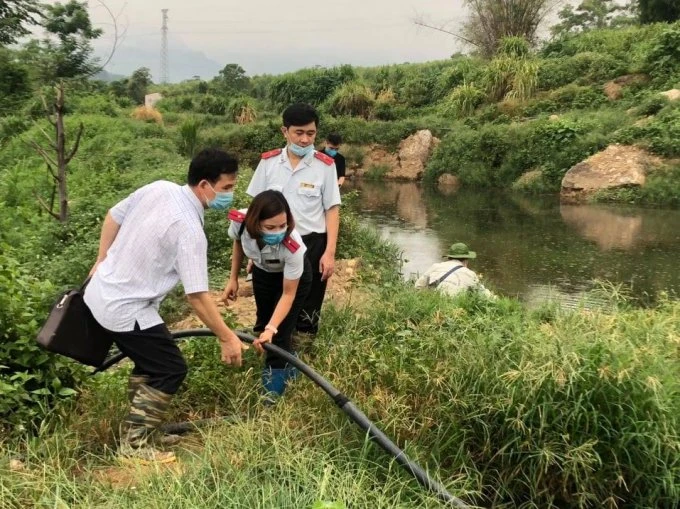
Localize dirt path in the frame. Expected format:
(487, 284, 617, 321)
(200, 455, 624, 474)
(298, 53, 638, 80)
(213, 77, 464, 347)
(171, 259, 362, 331)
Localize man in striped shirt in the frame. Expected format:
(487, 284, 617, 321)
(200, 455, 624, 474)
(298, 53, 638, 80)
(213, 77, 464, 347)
(85, 148, 245, 463)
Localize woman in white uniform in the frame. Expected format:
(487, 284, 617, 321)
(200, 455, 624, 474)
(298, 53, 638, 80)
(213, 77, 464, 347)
(222, 190, 311, 400)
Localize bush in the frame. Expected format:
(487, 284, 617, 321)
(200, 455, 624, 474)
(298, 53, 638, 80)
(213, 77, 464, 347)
(71, 94, 121, 117)
(614, 102, 680, 157)
(0, 250, 84, 436)
(364, 164, 390, 180)
(177, 116, 202, 157)
(228, 97, 258, 124)
(645, 24, 680, 84)
(327, 82, 375, 119)
(197, 95, 228, 116)
(443, 82, 486, 118)
(537, 52, 628, 90)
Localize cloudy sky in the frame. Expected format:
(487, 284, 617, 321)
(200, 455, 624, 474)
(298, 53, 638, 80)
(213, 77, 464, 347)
(81, 0, 469, 81)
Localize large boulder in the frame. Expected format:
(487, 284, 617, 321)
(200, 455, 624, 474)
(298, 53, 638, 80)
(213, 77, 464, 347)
(561, 145, 663, 203)
(387, 130, 440, 181)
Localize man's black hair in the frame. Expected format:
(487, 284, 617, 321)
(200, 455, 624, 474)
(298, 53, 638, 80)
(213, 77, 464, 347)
(187, 148, 238, 185)
(282, 103, 319, 128)
(326, 132, 342, 145)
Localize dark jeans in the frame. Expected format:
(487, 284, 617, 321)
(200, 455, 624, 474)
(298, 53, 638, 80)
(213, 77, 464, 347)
(252, 259, 312, 369)
(297, 232, 328, 335)
(86, 306, 187, 395)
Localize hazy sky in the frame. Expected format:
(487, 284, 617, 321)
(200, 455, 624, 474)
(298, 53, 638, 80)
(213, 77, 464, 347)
(81, 0, 469, 81)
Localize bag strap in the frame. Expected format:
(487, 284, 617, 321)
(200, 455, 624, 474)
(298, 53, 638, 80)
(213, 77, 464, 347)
(238, 220, 246, 239)
(80, 276, 92, 292)
(428, 264, 464, 288)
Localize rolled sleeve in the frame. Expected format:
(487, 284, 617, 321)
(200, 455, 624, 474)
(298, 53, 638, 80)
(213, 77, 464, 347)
(246, 160, 268, 197)
(175, 232, 209, 294)
(228, 220, 241, 240)
(322, 166, 342, 210)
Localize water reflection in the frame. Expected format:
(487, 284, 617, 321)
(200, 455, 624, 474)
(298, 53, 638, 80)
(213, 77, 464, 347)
(345, 180, 680, 304)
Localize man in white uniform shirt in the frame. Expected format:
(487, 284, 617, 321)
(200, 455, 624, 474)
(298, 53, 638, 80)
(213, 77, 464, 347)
(85, 148, 246, 463)
(415, 243, 494, 299)
(247, 103, 341, 340)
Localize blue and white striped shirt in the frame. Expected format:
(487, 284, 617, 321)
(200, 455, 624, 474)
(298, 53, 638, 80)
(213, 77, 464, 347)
(84, 181, 209, 332)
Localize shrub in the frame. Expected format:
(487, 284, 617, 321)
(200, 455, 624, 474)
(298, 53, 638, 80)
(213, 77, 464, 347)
(645, 24, 680, 84)
(634, 94, 671, 116)
(0, 250, 84, 436)
(197, 95, 228, 116)
(177, 116, 202, 157)
(228, 97, 258, 124)
(364, 163, 391, 180)
(443, 82, 486, 118)
(485, 57, 539, 102)
(71, 94, 121, 117)
(327, 82, 375, 119)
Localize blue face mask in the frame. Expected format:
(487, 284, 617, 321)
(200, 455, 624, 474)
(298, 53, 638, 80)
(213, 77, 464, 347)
(289, 143, 314, 158)
(205, 183, 234, 210)
(325, 148, 338, 157)
(261, 229, 287, 246)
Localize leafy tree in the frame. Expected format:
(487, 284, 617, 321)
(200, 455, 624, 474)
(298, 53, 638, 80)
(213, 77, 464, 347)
(127, 67, 152, 105)
(462, 0, 555, 56)
(638, 0, 680, 23)
(551, 0, 637, 37)
(39, 0, 103, 81)
(0, 48, 31, 114)
(0, 0, 42, 46)
(215, 63, 250, 93)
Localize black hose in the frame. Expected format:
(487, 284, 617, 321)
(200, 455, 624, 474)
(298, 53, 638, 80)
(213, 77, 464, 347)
(95, 328, 470, 508)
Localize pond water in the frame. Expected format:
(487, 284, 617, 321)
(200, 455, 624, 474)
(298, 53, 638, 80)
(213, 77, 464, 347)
(345, 180, 680, 306)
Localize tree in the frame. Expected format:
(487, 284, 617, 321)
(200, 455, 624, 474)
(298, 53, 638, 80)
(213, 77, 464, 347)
(461, 0, 558, 56)
(126, 67, 152, 104)
(0, 48, 31, 114)
(551, 0, 637, 38)
(0, 0, 42, 46)
(638, 0, 680, 23)
(215, 63, 250, 93)
(32, 0, 102, 83)
(21, 1, 116, 223)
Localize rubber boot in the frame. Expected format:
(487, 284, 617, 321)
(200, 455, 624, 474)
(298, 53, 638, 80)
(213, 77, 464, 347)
(127, 374, 150, 402)
(127, 375, 181, 446)
(118, 383, 176, 464)
(261, 365, 299, 405)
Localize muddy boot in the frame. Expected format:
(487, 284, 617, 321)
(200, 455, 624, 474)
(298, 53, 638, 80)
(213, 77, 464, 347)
(118, 383, 176, 464)
(127, 375, 181, 446)
(127, 374, 150, 402)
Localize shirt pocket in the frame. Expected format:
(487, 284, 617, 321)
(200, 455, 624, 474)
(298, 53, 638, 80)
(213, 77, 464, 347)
(296, 186, 322, 212)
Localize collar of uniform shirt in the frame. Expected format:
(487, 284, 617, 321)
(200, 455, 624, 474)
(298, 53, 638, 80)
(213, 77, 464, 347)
(281, 145, 315, 171)
(181, 184, 205, 226)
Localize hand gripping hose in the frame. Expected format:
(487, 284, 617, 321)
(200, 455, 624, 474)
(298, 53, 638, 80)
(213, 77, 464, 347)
(93, 328, 471, 508)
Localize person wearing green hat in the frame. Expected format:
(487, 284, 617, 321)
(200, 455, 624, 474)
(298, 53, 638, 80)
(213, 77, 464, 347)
(414, 242, 494, 298)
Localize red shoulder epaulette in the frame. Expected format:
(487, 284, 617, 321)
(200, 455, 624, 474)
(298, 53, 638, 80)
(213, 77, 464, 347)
(314, 151, 334, 166)
(227, 209, 246, 222)
(282, 236, 300, 253)
(261, 148, 282, 160)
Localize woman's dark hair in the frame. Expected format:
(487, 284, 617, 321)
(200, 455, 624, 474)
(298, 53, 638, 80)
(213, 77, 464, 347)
(245, 190, 294, 238)
(187, 148, 238, 185)
(282, 102, 319, 128)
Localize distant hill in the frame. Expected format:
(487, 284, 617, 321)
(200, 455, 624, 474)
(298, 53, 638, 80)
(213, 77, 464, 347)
(93, 69, 126, 82)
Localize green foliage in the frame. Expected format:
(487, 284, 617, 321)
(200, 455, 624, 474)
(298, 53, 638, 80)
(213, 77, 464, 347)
(497, 36, 531, 58)
(0, 0, 42, 46)
(126, 67, 152, 105)
(268, 65, 356, 109)
(593, 163, 680, 207)
(37, 0, 102, 80)
(524, 84, 607, 115)
(485, 56, 539, 102)
(633, 93, 670, 116)
(639, 0, 680, 23)
(177, 116, 201, 157)
(537, 51, 628, 90)
(0, 249, 84, 435)
(364, 164, 391, 181)
(197, 94, 228, 116)
(550, 0, 637, 38)
(644, 24, 680, 84)
(443, 82, 486, 118)
(70, 93, 120, 116)
(614, 102, 680, 157)
(327, 82, 375, 119)
(0, 47, 31, 114)
(215, 63, 250, 93)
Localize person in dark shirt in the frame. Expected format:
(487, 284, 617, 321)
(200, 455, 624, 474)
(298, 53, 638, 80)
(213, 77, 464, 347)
(323, 133, 346, 187)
